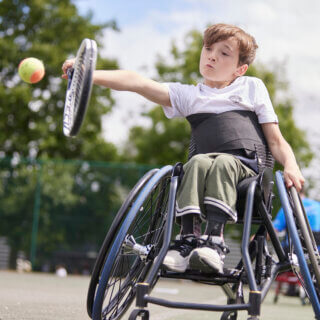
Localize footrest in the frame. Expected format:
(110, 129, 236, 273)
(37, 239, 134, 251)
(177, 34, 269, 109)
(161, 267, 242, 284)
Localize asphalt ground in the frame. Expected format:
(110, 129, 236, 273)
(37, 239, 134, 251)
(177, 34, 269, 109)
(0, 271, 314, 320)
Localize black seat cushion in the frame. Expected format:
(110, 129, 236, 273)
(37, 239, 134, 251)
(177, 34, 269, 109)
(236, 168, 273, 223)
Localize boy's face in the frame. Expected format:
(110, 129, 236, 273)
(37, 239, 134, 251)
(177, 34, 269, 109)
(199, 37, 248, 88)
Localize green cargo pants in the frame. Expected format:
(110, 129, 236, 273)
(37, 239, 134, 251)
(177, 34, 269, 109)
(176, 153, 256, 223)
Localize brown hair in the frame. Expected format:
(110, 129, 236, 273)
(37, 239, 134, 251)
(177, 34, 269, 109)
(203, 23, 258, 66)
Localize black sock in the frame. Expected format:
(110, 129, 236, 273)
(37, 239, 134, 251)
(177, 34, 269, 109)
(204, 205, 228, 237)
(180, 214, 201, 237)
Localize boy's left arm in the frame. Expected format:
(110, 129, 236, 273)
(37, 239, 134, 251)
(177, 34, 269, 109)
(261, 123, 305, 191)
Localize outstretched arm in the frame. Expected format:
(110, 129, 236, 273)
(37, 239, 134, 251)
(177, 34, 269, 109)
(261, 122, 305, 191)
(93, 70, 171, 107)
(62, 59, 171, 107)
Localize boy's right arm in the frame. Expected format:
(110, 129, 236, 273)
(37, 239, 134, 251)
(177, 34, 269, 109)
(94, 70, 171, 107)
(62, 59, 171, 107)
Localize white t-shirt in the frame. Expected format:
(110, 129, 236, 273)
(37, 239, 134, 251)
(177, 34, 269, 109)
(162, 76, 278, 124)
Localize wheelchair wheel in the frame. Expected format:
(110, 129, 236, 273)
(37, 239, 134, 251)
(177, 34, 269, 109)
(92, 165, 173, 320)
(289, 188, 320, 298)
(87, 168, 159, 317)
(276, 171, 320, 317)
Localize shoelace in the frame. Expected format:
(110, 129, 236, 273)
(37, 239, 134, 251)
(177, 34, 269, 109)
(169, 235, 230, 257)
(169, 236, 198, 257)
(198, 236, 230, 255)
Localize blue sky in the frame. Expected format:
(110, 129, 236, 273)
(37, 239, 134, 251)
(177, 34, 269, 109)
(76, 0, 197, 26)
(74, 0, 320, 193)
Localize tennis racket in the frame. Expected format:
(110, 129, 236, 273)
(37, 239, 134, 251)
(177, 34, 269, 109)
(63, 38, 97, 137)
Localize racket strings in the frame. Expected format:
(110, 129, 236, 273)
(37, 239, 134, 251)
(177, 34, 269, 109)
(63, 39, 97, 136)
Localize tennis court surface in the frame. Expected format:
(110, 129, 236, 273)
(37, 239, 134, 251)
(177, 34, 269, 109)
(0, 271, 314, 320)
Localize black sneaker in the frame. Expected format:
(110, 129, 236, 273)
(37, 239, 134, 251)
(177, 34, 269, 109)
(189, 235, 229, 273)
(162, 235, 197, 272)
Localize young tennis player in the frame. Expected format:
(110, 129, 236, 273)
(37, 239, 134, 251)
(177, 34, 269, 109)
(62, 23, 304, 274)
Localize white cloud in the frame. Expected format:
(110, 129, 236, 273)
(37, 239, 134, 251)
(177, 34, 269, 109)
(97, 0, 320, 161)
(100, 22, 173, 144)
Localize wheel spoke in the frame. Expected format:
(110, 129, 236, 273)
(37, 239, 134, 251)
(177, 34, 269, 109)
(95, 170, 172, 320)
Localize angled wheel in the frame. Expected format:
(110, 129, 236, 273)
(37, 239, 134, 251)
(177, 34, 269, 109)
(87, 168, 158, 318)
(92, 165, 173, 320)
(276, 171, 320, 318)
(288, 188, 320, 299)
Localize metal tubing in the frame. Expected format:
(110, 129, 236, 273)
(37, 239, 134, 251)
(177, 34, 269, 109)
(145, 175, 178, 284)
(255, 236, 264, 285)
(259, 202, 287, 262)
(248, 291, 261, 317)
(241, 180, 258, 292)
(275, 171, 320, 318)
(136, 283, 150, 308)
(261, 263, 283, 301)
(144, 295, 250, 312)
(221, 284, 236, 301)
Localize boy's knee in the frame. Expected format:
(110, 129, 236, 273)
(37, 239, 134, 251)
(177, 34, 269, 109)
(185, 154, 211, 170)
(214, 154, 238, 170)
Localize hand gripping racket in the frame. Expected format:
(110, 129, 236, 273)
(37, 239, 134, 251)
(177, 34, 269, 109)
(63, 38, 97, 137)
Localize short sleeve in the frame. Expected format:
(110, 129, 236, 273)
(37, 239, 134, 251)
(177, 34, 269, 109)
(254, 79, 278, 124)
(161, 82, 195, 119)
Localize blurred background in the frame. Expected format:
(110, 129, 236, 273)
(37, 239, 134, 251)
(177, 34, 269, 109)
(0, 0, 319, 274)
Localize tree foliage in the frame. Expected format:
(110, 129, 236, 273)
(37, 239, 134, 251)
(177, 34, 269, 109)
(0, 0, 124, 268)
(0, 0, 118, 161)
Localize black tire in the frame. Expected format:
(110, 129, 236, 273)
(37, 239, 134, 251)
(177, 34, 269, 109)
(276, 171, 320, 316)
(87, 168, 159, 318)
(288, 188, 320, 299)
(92, 166, 173, 320)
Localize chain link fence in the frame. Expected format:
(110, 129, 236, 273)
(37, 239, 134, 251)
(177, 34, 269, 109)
(0, 157, 154, 273)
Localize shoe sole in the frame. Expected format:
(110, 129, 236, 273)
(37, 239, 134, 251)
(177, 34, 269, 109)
(163, 264, 187, 273)
(162, 258, 188, 273)
(189, 251, 222, 273)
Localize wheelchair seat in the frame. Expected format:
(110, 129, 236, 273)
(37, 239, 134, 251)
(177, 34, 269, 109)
(188, 135, 275, 225)
(236, 167, 274, 224)
(90, 149, 320, 320)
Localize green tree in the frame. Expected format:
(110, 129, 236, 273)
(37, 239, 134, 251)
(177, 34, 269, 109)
(126, 29, 313, 170)
(0, 0, 118, 161)
(0, 0, 125, 268)
(0, 158, 151, 269)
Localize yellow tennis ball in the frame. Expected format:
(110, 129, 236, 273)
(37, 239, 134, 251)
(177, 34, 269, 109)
(18, 57, 45, 84)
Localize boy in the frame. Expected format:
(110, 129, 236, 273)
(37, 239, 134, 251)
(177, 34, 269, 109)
(62, 23, 304, 274)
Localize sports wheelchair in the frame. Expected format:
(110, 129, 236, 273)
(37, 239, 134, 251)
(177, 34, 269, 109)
(61, 38, 320, 320)
(86, 150, 320, 320)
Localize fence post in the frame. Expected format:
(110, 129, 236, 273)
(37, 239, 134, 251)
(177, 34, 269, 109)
(30, 162, 42, 269)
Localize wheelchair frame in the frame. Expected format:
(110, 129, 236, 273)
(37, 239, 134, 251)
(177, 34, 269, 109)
(88, 164, 320, 320)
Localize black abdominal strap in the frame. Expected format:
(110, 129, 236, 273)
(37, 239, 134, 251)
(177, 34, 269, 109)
(186, 110, 268, 173)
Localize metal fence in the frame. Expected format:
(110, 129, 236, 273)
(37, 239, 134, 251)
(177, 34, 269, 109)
(0, 157, 154, 273)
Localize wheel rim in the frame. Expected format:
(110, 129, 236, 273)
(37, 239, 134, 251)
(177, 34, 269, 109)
(287, 190, 320, 300)
(87, 169, 158, 318)
(99, 173, 171, 320)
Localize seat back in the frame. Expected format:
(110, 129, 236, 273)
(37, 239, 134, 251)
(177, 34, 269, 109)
(236, 167, 274, 223)
(255, 144, 274, 173)
(187, 133, 275, 224)
(187, 133, 196, 160)
(236, 144, 275, 223)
